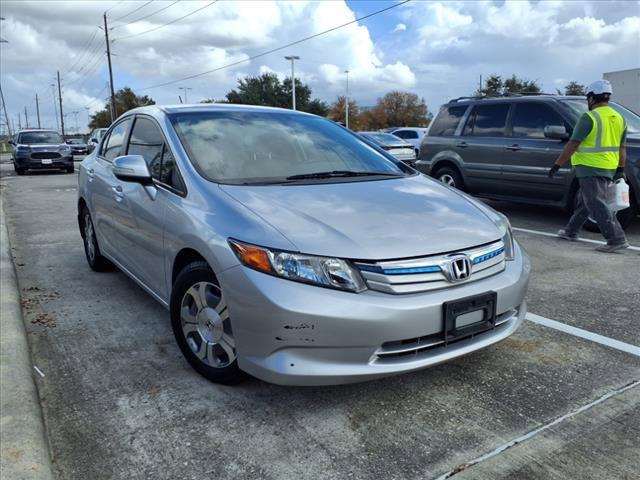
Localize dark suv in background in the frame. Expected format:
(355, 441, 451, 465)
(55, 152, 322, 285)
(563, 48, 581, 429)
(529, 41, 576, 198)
(417, 95, 640, 228)
(10, 129, 74, 175)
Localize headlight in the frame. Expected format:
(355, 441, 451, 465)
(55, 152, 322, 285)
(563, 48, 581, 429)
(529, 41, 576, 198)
(59, 145, 72, 153)
(494, 215, 515, 261)
(16, 146, 30, 153)
(229, 239, 367, 293)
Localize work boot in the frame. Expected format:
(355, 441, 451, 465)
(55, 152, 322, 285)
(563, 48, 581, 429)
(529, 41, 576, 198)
(595, 242, 629, 253)
(557, 229, 578, 241)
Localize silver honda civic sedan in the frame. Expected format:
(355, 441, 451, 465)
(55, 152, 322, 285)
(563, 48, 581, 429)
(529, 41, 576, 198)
(77, 104, 530, 386)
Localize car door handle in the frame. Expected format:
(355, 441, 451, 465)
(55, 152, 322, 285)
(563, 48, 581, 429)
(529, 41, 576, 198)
(455, 141, 468, 149)
(505, 144, 522, 151)
(111, 185, 124, 202)
(87, 168, 95, 181)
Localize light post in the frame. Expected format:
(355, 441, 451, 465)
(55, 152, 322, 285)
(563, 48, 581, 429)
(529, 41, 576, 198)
(284, 55, 300, 110)
(178, 86, 192, 104)
(344, 69, 350, 129)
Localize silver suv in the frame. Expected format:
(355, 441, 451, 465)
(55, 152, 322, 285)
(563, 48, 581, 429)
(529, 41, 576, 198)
(77, 104, 530, 385)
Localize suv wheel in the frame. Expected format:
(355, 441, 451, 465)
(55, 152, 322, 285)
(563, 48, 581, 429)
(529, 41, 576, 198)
(434, 166, 464, 191)
(170, 261, 246, 385)
(14, 163, 26, 176)
(81, 207, 114, 271)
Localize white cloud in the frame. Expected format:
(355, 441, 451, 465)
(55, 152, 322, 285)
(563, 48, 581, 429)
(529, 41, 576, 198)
(393, 23, 407, 33)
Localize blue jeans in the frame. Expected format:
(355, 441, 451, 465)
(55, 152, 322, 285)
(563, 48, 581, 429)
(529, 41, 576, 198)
(565, 176, 627, 245)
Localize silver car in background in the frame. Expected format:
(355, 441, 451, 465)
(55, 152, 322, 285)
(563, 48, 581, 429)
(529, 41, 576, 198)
(77, 104, 530, 386)
(359, 131, 417, 163)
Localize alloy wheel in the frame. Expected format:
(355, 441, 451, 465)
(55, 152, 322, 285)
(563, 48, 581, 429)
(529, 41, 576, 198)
(83, 212, 96, 263)
(439, 173, 456, 187)
(180, 281, 236, 368)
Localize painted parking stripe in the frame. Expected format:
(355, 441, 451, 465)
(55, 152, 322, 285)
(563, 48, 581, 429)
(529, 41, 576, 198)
(513, 226, 640, 252)
(526, 312, 640, 357)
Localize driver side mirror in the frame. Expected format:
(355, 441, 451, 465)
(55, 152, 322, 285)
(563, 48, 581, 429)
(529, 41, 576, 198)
(8, 140, 16, 146)
(112, 155, 153, 185)
(90, 138, 99, 144)
(544, 125, 569, 140)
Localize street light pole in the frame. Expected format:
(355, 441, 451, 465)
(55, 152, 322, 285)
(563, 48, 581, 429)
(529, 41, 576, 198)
(344, 70, 350, 129)
(284, 55, 300, 110)
(178, 87, 192, 104)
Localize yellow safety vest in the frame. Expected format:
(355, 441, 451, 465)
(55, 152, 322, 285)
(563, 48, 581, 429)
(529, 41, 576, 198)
(571, 106, 625, 170)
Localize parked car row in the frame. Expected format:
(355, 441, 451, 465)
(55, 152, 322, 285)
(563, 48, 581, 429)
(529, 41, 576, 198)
(418, 95, 640, 229)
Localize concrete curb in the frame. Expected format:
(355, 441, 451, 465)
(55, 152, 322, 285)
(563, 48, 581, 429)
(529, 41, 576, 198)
(1, 197, 54, 479)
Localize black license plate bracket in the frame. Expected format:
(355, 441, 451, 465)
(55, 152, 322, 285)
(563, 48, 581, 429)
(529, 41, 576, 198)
(442, 291, 497, 344)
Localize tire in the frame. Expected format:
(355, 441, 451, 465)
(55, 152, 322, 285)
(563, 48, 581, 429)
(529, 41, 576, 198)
(170, 261, 246, 385)
(433, 165, 464, 191)
(80, 207, 114, 272)
(573, 188, 637, 232)
(66, 166, 75, 174)
(14, 164, 26, 176)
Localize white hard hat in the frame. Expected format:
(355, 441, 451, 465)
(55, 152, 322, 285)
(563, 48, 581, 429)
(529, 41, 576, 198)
(586, 80, 613, 95)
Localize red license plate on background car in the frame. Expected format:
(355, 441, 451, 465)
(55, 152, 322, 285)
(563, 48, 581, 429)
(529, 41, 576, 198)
(442, 292, 497, 344)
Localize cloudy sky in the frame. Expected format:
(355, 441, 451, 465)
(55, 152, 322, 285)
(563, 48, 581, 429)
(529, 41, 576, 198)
(1, 0, 638, 133)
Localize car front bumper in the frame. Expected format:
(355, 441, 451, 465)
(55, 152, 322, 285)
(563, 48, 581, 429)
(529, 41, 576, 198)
(14, 156, 74, 170)
(219, 242, 530, 386)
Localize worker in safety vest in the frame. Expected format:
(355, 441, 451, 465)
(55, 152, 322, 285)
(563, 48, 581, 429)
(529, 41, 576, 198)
(548, 80, 628, 253)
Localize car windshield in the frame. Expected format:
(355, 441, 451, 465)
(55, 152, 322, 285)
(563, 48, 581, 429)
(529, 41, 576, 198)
(559, 99, 640, 134)
(18, 131, 64, 144)
(171, 111, 406, 184)
(361, 132, 406, 144)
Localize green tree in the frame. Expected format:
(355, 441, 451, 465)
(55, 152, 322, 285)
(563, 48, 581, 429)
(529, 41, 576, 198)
(224, 73, 326, 115)
(476, 74, 542, 97)
(564, 81, 586, 96)
(88, 87, 155, 128)
(376, 91, 429, 127)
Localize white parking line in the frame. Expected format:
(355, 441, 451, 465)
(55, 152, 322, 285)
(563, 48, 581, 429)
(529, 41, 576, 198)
(526, 312, 640, 357)
(512, 226, 640, 252)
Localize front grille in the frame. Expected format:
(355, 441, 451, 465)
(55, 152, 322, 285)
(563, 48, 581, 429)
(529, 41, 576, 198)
(374, 309, 517, 362)
(31, 152, 61, 160)
(354, 240, 505, 294)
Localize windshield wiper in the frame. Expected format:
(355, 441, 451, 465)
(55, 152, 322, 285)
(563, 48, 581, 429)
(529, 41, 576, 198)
(285, 170, 401, 180)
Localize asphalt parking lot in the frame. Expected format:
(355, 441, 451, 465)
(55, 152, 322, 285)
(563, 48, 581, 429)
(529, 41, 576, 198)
(1, 157, 639, 480)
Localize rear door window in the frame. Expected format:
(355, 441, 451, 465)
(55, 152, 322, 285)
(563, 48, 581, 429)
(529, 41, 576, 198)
(101, 119, 132, 161)
(429, 106, 467, 136)
(511, 103, 567, 139)
(463, 104, 510, 137)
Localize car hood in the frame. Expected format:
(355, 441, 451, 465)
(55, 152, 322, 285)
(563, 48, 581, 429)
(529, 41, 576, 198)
(220, 175, 502, 260)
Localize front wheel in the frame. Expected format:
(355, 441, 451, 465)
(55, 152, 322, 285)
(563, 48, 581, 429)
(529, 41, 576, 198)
(81, 208, 114, 271)
(170, 261, 246, 385)
(14, 164, 26, 176)
(433, 166, 464, 191)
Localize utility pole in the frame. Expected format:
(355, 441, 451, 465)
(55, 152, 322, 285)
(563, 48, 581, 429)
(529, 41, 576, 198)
(284, 56, 300, 110)
(344, 70, 350, 129)
(24, 106, 29, 128)
(479, 74, 482, 94)
(57, 70, 65, 135)
(51, 84, 60, 132)
(104, 13, 117, 123)
(35, 93, 41, 128)
(178, 87, 192, 104)
(0, 83, 11, 136)
(17, 114, 21, 131)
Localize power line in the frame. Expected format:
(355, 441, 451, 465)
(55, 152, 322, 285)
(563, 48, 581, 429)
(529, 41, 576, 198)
(111, 0, 181, 30)
(113, 1, 217, 41)
(62, 27, 101, 76)
(84, 83, 110, 109)
(105, 0, 126, 14)
(137, 0, 410, 92)
(109, 0, 154, 23)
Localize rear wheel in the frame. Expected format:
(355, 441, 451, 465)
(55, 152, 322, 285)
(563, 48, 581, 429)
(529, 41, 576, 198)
(433, 165, 464, 191)
(81, 207, 114, 271)
(171, 261, 245, 385)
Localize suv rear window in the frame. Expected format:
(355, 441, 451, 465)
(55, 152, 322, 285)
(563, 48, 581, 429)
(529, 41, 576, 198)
(429, 106, 467, 136)
(463, 104, 510, 137)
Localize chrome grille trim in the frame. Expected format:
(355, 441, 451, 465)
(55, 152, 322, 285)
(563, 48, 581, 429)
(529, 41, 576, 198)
(355, 240, 505, 294)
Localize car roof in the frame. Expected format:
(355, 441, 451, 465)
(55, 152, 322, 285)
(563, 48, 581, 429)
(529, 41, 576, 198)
(17, 129, 59, 134)
(126, 103, 313, 117)
(443, 94, 583, 107)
